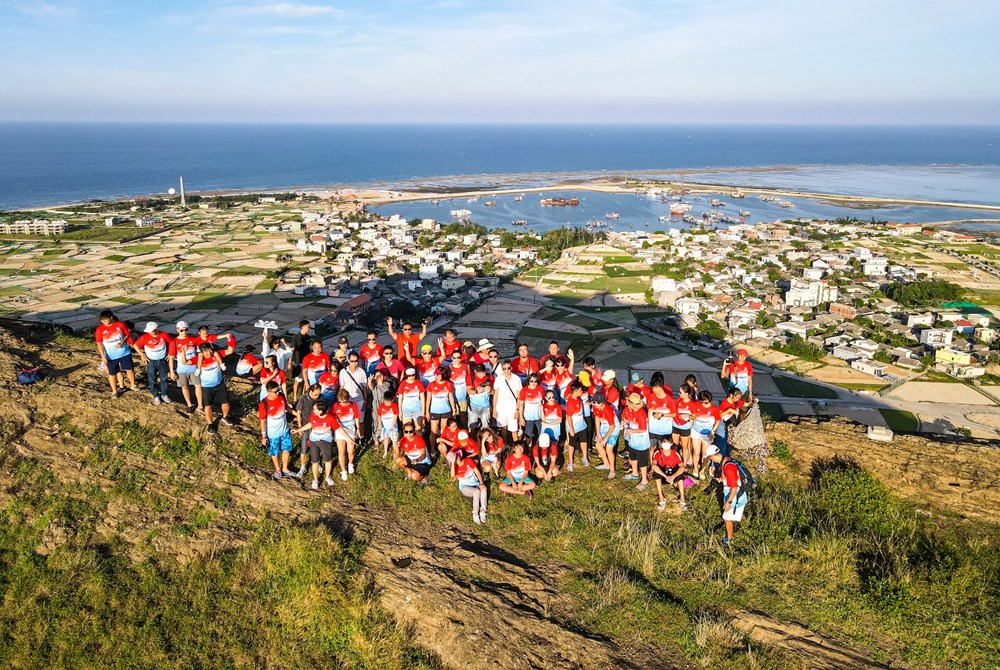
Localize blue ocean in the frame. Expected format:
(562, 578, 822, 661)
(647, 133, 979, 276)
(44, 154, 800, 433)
(1, 123, 999, 214)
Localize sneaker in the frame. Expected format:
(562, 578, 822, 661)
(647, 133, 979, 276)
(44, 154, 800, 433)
(624, 474, 639, 481)
(473, 513, 482, 525)
(152, 396, 161, 405)
(595, 464, 610, 471)
(272, 472, 282, 480)
(219, 417, 233, 427)
(282, 470, 295, 478)
(206, 424, 218, 435)
(110, 390, 119, 399)
(161, 396, 173, 405)
(679, 502, 689, 511)
(581, 458, 590, 467)
(478, 511, 487, 523)
(721, 537, 731, 549)
(636, 481, 649, 492)
(340, 471, 348, 481)
(657, 500, 666, 510)
(325, 476, 335, 487)
(130, 385, 140, 392)
(296, 465, 308, 478)
(311, 480, 319, 490)
(607, 471, 616, 480)
(348, 463, 355, 474)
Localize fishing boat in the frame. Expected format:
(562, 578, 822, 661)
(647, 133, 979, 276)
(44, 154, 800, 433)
(682, 214, 700, 225)
(669, 202, 692, 215)
(778, 200, 794, 208)
(605, 212, 620, 220)
(658, 215, 670, 222)
(730, 190, 745, 199)
(450, 209, 472, 219)
(513, 195, 524, 202)
(484, 200, 496, 207)
(758, 195, 777, 202)
(467, 196, 479, 203)
(710, 199, 724, 207)
(540, 197, 580, 206)
(739, 209, 751, 217)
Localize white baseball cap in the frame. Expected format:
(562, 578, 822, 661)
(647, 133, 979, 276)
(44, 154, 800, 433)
(538, 433, 550, 447)
(405, 367, 416, 376)
(704, 444, 721, 457)
(176, 320, 189, 330)
(144, 321, 158, 333)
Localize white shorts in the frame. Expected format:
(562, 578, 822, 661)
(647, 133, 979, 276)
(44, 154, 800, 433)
(335, 427, 356, 442)
(722, 503, 746, 522)
(496, 412, 517, 432)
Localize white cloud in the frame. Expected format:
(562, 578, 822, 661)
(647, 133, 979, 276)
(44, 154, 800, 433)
(222, 2, 341, 19)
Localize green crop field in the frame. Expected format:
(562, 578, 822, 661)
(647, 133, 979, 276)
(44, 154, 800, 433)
(773, 375, 839, 399)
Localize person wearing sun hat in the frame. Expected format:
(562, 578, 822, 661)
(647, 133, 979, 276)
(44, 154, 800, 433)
(471, 338, 494, 370)
(621, 392, 651, 491)
(721, 348, 754, 401)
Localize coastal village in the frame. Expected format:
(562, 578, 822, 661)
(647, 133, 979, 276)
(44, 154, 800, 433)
(4, 183, 1000, 436)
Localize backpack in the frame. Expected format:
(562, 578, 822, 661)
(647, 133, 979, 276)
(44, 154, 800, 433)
(17, 368, 44, 385)
(723, 457, 756, 494)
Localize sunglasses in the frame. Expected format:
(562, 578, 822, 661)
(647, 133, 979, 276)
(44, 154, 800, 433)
(402, 328, 412, 331)
(349, 359, 359, 363)
(502, 366, 512, 370)
(177, 328, 187, 332)
(403, 430, 414, 434)
(367, 338, 376, 341)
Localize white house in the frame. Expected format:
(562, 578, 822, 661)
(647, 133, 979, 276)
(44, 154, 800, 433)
(851, 359, 887, 377)
(785, 279, 838, 308)
(919, 328, 954, 349)
(675, 298, 702, 315)
(651, 277, 678, 293)
(419, 263, 441, 280)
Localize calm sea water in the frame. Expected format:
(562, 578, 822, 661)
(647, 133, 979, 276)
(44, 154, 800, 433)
(0, 123, 998, 211)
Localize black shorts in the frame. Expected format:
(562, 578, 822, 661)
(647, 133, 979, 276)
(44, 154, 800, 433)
(408, 461, 431, 478)
(673, 426, 691, 438)
(291, 364, 302, 380)
(628, 447, 650, 469)
(201, 384, 230, 407)
(309, 439, 333, 463)
(570, 428, 589, 448)
(300, 429, 310, 455)
(652, 467, 679, 483)
(430, 411, 452, 421)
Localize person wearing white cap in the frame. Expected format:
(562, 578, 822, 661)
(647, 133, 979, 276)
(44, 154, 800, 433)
(704, 444, 749, 548)
(132, 321, 175, 405)
(172, 321, 202, 413)
(533, 431, 560, 482)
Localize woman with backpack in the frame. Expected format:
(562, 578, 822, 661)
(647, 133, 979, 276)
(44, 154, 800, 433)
(705, 444, 751, 548)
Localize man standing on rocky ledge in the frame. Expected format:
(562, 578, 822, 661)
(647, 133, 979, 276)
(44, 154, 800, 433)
(95, 309, 138, 398)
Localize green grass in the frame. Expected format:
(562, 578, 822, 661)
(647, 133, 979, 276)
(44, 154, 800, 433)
(773, 375, 839, 399)
(120, 244, 162, 254)
(604, 265, 651, 278)
(918, 370, 965, 383)
(878, 409, 919, 432)
(104, 254, 127, 262)
(964, 289, 1000, 306)
(343, 452, 1000, 669)
(831, 382, 890, 392)
(255, 278, 277, 292)
(953, 243, 1000, 258)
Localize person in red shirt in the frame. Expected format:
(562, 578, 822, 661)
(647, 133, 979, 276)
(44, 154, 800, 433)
(425, 368, 456, 451)
(132, 321, 175, 405)
(510, 343, 539, 383)
(257, 354, 287, 400)
(446, 350, 472, 419)
(690, 390, 722, 479)
(626, 372, 651, 407)
(415, 345, 440, 387)
(672, 384, 695, 466)
(705, 444, 748, 547)
(539, 358, 559, 399)
(258, 381, 295, 480)
(374, 346, 405, 382)
(359, 330, 384, 375)
(540, 389, 563, 445)
(470, 339, 494, 371)
(554, 358, 575, 405)
(717, 387, 748, 458)
(395, 421, 432, 483)
(563, 381, 588, 472)
(451, 452, 488, 525)
(293, 398, 341, 489)
(646, 379, 676, 445)
(450, 428, 478, 466)
(721, 348, 754, 400)
(436, 328, 463, 362)
(478, 428, 505, 475)
(172, 321, 202, 412)
(532, 432, 560, 482)
(95, 309, 138, 397)
(517, 374, 545, 442)
(590, 392, 620, 478)
(651, 439, 688, 511)
(539, 340, 569, 369)
(301, 340, 332, 388)
(196, 325, 236, 356)
(375, 390, 401, 458)
(436, 418, 460, 459)
(499, 441, 535, 497)
(332, 388, 362, 481)
(602, 370, 622, 412)
(387, 316, 427, 366)
(621, 393, 651, 490)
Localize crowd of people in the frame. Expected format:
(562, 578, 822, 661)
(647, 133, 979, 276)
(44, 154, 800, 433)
(94, 309, 758, 544)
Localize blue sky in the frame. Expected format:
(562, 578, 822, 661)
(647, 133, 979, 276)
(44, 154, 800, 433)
(1, 0, 998, 123)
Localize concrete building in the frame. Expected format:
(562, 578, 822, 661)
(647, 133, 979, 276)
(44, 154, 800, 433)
(785, 279, 838, 308)
(919, 328, 953, 349)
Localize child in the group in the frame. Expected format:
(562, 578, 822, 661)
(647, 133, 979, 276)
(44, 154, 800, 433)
(436, 417, 461, 460)
(478, 427, 506, 475)
(448, 429, 478, 465)
(332, 388, 360, 481)
(395, 421, 432, 483)
(563, 381, 589, 472)
(651, 439, 688, 511)
(532, 432, 560, 482)
(621, 392, 651, 491)
(499, 440, 536, 497)
(590, 392, 620, 479)
(467, 373, 493, 430)
(540, 389, 563, 443)
(705, 444, 749, 548)
(292, 399, 339, 490)
(690, 390, 721, 479)
(258, 381, 295, 480)
(452, 450, 488, 524)
(293, 383, 322, 477)
(376, 390, 401, 458)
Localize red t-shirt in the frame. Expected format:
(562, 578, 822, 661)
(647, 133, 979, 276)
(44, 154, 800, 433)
(533, 441, 558, 460)
(259, 367, 286, 388)
(564, 397, 584, 428)
(400, 435, 429, 462)
(605, 385, 621, 409)
(592, 403, 617, 431)
(333, 401, 360, 425)
(482, 435, 505, 457)
(359, 342, 384, 366)
(376, 401, 399, 427)
(301, 352, 331, 382)
(652, 448, 683, 471)
(691, 402, 721, 429)
(451, 438, 477, 459)
(647, 392, 676, 420)
(541, 401, 563, 424)
(318, 370, 339, 392)
(454, 456, 479, 481)
(416, 357, 439, 379)
(627, 383, 652, 406)
(723, 460, 741, 488)
(439, 339, 463, 360)
(448, 362, 471, 387)
(511, 356, 539, 377)
(620, 406, 648, 432)
(394, 333, 422, 363)
(239, 352, 261, 368)
(539, 368, 558, 389)
(539, 353, 569, 369)
(95, 321, 133, 359)
(504, 454, 532, 481)
(133, 332, 174, 360)
(305, 412, 340, 442)
(375, 359, 405, 380)
(719, 397, 745, 419)
(439, 424, 459, 444)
